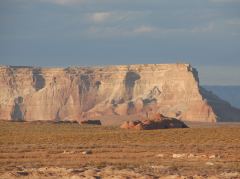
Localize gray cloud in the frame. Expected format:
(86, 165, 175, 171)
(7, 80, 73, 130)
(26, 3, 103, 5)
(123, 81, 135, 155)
(0, 0, 239, 85)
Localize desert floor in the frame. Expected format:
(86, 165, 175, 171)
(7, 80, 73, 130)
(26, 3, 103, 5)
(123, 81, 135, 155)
(0, 120, 240, 179)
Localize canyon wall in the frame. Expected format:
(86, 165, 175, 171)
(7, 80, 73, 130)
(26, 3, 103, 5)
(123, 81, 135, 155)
(0, 64, 239, 122)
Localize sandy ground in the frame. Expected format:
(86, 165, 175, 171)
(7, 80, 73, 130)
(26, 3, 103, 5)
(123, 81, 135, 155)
(0, 120, 240, 178)
(1, 166, 240, 179)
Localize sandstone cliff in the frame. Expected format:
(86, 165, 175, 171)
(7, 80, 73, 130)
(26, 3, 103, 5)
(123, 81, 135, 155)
(0, 64, 239, 122)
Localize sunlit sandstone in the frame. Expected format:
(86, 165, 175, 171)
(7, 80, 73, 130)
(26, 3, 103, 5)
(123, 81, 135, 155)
(0, 64, 239, 122)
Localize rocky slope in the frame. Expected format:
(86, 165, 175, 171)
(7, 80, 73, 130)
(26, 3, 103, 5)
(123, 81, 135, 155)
(0, 64, 239, 122)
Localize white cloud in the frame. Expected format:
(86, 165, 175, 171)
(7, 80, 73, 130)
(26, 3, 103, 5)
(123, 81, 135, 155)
(191, 23, 214, 33)
(86, 25, 157, 38)
(38, 0, 143, 6)
(39, 0, 85, 5)
(86, 26, 131, 37)
(133, 26, 156, 33)
(88, 12, 112, 23)
(38, 0, 240, 6)
(87, 11, 149, 24)
(86, 27, 172, 38)
(85, 23, 219, 38)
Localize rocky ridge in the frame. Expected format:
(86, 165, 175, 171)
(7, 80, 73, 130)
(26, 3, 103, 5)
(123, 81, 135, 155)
(0, 63, 239, 122)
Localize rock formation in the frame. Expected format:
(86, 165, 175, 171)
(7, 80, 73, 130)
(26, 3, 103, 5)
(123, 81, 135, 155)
(0, 64, 239, 122)
(80, 120, 101, 125)
(120, 114, 188, 130)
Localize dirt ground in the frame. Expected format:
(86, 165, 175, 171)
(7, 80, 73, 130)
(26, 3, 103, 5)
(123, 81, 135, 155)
(0, 120, 240, 178)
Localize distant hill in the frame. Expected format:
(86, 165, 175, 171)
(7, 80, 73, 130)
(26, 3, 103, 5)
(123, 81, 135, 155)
(203, 86, 240, 109)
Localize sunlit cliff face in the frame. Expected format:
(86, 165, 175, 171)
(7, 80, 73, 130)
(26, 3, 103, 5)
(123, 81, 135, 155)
(0, 64, 240, 122)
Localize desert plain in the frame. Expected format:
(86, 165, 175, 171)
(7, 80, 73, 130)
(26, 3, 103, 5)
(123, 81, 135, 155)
(0, 118, 240, 179)
(1, 64, 240, 178)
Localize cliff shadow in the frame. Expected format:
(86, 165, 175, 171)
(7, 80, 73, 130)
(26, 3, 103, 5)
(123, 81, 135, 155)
(11, 96, 24, 121)
(79, 74, 99, 112)
(32, 68, 45, 91)
(200, 86, 240, 122)
(125, 71, 140, 100)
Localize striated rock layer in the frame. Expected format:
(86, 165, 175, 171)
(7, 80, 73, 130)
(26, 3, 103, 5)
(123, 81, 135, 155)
(0, 64, 239, 122)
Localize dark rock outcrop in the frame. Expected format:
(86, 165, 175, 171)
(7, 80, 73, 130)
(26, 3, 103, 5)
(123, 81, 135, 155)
(121, 114, 188, 130)
(80, 120, 101, 125)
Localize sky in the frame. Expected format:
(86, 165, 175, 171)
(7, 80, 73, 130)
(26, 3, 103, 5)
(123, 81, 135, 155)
(0, 0, 240, 85)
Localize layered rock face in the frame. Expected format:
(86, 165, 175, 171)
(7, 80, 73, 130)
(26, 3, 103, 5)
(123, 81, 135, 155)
(0, 64, 239, 122)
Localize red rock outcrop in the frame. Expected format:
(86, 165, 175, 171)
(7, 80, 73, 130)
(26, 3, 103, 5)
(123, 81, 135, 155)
(0, 64, 239, 122)
(120, 120, 144, 130)
(120, 115, 188, 130)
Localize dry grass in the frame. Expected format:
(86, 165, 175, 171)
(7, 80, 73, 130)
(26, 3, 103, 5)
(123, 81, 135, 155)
(0, 121, 240, 176)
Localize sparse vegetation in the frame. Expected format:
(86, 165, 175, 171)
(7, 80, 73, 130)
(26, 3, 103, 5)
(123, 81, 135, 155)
(0, 121, 240, 178)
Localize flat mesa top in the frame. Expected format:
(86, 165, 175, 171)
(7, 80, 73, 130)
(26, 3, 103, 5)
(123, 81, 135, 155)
(0, 63, 192, 70)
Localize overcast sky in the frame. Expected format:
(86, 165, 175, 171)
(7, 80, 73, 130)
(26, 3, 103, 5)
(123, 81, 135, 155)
(0, 0, 240, 85)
